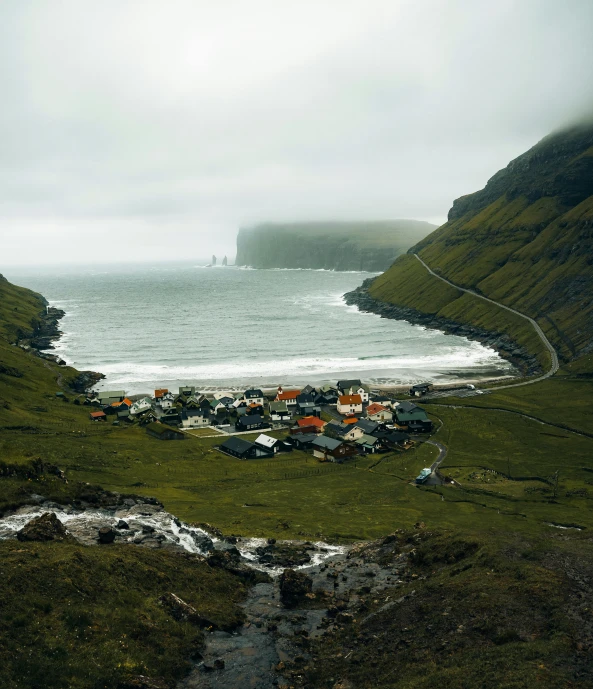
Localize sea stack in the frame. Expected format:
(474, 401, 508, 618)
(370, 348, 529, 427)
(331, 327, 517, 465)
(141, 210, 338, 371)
(212, 254, 217, 266)
(222, 255, 227, 266)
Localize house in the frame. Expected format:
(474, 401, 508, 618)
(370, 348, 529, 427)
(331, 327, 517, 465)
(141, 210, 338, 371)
(220, 436, 270, 460)
(296, 416, 326, 433)
(89, 410, 106, 421)
(159, 392, 176, 410)
(297, 401, 319, 416)
(316, 385, 339, 405)
(416, 467, 432, 484)
(394, 401, 432, 431)
(111, 397, 133, 411)
(269, 401, 292, 422)
(236, 414, 267, 432)
(96, 390, 126, 406)
(210, 399, 227, 414)
(246, 402, 265, 416)
(337, 380, 370, 403)
(159, 408, 181, 425)
(337, 394, 363, 415)
(312, 436, 358, 462)
(129, 397, 153, 415)
(301, 384, 316, 396)
(117, 410, 131, 422)
(325, 420, 365, 442)
(366, 403, 393, 423)
(384, 431, 412, 448)
(154, 388, 169, 400)
(289, 432, 318, 450)
(216, 395, 235, 409)
(354, 419, 379, 435)
(409, 383, 433, 397)
(254, 433, 282, 454)
(275, 387, 300, 407)
(138, 409, 158, 425)
(179, 385, 196, 397)
(355, 434, 382, 453)
(244, 389, 265, 406)
(370, 394, 394, 408)
(180, 409, 211, 428)
(146, 422, 185, 441)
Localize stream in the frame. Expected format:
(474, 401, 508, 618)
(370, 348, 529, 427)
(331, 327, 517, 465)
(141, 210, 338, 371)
(0, 500, 408, 688)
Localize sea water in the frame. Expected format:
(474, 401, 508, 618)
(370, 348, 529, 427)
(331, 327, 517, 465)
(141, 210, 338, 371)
(7, 262, 515, 393)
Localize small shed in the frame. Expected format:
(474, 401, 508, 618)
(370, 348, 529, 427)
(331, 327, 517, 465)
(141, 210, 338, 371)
(89, 410, 106, 421)
(145, 423, 185, 441)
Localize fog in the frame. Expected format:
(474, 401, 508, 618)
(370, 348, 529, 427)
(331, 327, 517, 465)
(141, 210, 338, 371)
(1, 0, 593, 265)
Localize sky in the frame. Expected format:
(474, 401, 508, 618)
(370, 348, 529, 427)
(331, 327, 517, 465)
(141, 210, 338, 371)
(1, 0, 593, 266)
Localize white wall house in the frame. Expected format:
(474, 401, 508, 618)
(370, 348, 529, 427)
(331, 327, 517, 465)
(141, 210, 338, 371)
(366, 403, 393, 422)
(337, 394, 363, 415)
(180, 410, 210, 428)
(130, 397, 153, 416)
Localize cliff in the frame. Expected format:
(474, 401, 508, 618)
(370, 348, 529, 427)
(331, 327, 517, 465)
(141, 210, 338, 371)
(235, 220, 437, 271)
(346, 122, 593, 366)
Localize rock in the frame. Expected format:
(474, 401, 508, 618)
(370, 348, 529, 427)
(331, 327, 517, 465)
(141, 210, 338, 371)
(117, 675, 169, 689)
(17, 513, 72, 542)
(279, 569, 313, 608)
(213, 658, 225, 670)
(98, 526, 116, 544)
(336, 612, 354, 624)
(414, 521, 426, 529)
(191, 532, 214, 552)
(159, 593, 218, 629)
(117, 519, 129, 529)
(255, 542, 312, 567)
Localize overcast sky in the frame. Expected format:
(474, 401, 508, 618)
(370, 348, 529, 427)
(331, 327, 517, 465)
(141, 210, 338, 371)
(1, 0, 593, 265)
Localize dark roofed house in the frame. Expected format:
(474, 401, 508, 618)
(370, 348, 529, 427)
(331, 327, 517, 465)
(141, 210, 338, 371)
(312, 435, 358, 462)
(220, 436, 259, 459)
(236, 414, 267, 432)
(409, 383, 432, 397)
(244, 389, 265, 404)
(337, 379, 362, 393)
(289, 432, 318, 450)
(146, 422, 185, 440)
(354, 419, 379, 435)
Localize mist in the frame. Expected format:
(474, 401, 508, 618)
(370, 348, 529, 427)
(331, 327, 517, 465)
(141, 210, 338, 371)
(1, 0, 593, 265)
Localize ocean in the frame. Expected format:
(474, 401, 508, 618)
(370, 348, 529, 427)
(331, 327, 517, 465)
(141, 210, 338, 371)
(7, 262, 515, 394)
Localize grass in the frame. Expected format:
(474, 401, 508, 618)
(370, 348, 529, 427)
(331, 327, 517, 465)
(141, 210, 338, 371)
(0, 540, 247, 689)
(299, 527, 593, 688)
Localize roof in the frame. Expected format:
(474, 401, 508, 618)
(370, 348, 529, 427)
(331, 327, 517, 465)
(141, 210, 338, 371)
(355, 419, 379, 434)
(248, 402, 263, 409)
(254, 434, 278, 448)
(146, 422, 181, 435)
(366, 403, 388, 415)
(385, 431, 410, 443)
(342, 417, 358, 425)
(237, 414, 264, 426)
(297, 416, 325, 429)
(397, 410, 429, 422)
(338, 394, 362, 405)
(89, 411, 106, 418)
(411, 383, 432, 390)
(182, 408, 208, 418)
(154, 388, 169, 398)
(397, 401, 420, 413)
(97, 390, 126, 399)
(111, 397, 133, 407)
(312, 436, 342, 451)
(337, 379, 362, 391)
(269, 401, 289, 412)
(276, 389, 300, 400)
(221, 436, 255, 454)
(244, 389, 264, 398)
(292, 432, 318, 444)
(355, 433, 379, 446)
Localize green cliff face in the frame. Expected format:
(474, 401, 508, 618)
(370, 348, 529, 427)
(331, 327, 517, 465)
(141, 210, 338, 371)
(235, 220, 436, 271)
(368, 122, 593, 363)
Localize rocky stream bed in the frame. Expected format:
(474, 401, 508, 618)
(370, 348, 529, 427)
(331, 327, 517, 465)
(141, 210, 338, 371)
(0, 498, 414, 688)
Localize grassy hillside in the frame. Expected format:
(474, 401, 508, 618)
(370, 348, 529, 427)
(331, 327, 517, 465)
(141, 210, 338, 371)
(2, 273, 593, 687)
(235, 220, 436, 271)
(369, 122, 593, 364)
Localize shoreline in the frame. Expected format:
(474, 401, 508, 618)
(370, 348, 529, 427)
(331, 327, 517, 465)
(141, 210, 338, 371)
(343, 278, 542, 378)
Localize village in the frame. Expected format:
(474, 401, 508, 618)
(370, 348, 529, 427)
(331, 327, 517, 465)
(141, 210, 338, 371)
(85, 379, 437, 483)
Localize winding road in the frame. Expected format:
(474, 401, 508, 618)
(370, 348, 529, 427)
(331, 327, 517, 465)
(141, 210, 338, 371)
(413, 254, 559, 390)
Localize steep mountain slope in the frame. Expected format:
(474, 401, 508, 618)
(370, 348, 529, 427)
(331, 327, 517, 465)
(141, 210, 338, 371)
(364, 123, 593, 364)
(235, 220, 436, 271)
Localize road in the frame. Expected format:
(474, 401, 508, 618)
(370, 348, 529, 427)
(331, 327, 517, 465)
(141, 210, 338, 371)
(413, 254, 559, 390)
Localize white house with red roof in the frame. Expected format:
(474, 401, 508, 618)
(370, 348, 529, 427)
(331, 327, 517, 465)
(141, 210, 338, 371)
(337, 394, 363, 415)
(365, 402, 393, 422)
(274, 386, 301, 407)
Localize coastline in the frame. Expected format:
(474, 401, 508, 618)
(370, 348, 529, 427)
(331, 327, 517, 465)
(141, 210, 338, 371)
(343, 278, 542, 378)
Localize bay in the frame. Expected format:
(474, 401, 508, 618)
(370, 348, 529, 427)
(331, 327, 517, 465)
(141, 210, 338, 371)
(6, 262, 515, 394)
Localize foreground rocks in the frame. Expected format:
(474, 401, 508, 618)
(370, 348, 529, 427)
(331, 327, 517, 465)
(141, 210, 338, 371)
(279, 569, 313, 608)
(17, 512, 73, 542)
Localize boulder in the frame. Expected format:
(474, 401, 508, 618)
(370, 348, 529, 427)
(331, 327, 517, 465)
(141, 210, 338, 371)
(116, 520, 129, 529)
(98, 526, 116, 544)
(159, 592, 217, 629)
(279, 568, 313, 608)
(17, 512, 71, 542)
